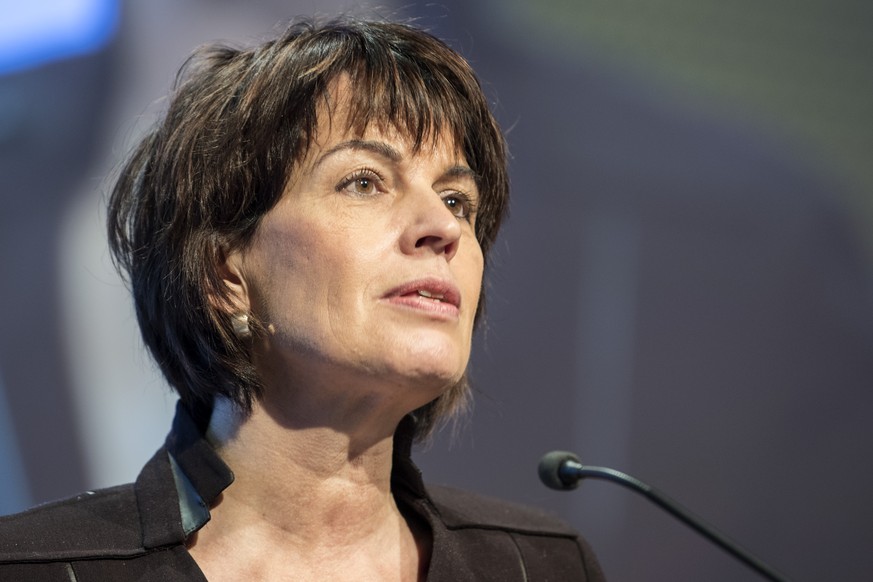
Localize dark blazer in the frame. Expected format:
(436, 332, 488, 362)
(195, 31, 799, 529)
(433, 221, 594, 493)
(0, 403, 604, 581)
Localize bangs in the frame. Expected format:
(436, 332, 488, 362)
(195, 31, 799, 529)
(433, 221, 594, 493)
(282, 20, 477, 152)
(336, 51, 471, 156)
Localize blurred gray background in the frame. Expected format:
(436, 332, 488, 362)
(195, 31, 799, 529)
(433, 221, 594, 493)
(2, 1, 872, 580)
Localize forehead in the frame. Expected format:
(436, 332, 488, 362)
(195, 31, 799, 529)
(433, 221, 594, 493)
(304, 75, 466, 162)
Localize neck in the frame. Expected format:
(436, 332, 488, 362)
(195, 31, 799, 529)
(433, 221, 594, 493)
(186, 395, 429, 581)
(206, 395, 404, 543)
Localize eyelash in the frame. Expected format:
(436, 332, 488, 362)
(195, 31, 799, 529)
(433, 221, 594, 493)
(336, 167, 385, 197)
(335, 167, 477, 222)
(441, 191, 477, 222)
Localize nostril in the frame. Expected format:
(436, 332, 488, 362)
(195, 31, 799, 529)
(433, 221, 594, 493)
(415, 235, 456, 255)
(416, 235, 443, 248)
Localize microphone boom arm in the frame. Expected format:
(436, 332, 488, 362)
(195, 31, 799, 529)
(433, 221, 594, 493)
(545, 454, 788, 582)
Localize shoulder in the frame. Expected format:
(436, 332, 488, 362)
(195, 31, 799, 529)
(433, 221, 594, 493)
(426, 484, 578, 537)
(423, 485, 606, 581)
(0, 485, 145, 563)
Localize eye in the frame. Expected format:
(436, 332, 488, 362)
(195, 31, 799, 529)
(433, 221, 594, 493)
(442, 192, 477, 221)
(336, 168, 385, 196)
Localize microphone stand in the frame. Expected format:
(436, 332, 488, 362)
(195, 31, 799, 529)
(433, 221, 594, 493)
(541, 454, 788, 582)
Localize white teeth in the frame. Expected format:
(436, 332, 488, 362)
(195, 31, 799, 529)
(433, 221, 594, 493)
(418, 290, 444, 301)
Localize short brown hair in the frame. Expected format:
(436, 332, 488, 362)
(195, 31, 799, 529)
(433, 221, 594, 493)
(107, 18, 508, 438)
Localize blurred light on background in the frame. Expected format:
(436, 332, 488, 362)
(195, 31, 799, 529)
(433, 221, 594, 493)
(0, 0, 119, 75)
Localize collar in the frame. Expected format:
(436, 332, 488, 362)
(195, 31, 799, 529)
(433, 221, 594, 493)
(134, 401, 233, 549)
(134, 400, 428, 549)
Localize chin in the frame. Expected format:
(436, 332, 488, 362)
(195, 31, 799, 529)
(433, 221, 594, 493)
(379, 353, 467, 397)
(384, 355, 464, 387)
(394, 339, 467, 381)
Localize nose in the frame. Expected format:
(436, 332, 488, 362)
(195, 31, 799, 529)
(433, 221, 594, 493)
(400, 188, 462, 261)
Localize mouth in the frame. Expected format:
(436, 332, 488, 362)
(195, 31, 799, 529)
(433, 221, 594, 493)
(383, 278, 462, 317)
(414, 288, 452, 303)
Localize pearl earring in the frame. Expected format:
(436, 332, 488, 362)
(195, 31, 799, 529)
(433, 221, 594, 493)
(231, 313, 251, 339)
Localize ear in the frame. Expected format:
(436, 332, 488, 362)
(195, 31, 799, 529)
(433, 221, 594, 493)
(212, 244, 251, 315)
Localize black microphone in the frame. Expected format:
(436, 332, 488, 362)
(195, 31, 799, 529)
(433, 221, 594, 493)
(539, 451, 789, 582)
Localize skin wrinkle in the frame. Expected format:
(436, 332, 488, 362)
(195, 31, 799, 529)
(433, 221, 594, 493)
(192, 104, 483, 576)
(101, 21, 511, 580)
(208, 85, 482, 458)
(94, 19, 507, 582)
(106, 21, 509, 434)
(232, 96, 481, 421)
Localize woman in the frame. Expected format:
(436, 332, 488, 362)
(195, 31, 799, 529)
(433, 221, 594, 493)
(0, 18, 604, 581)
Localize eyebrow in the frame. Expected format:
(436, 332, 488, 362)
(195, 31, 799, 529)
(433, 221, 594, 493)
(314, 140, 480, 184)
(314, 139, 402, 168)
(442, 165, 479, 184)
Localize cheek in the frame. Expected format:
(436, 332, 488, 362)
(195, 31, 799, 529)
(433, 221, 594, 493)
(252, 208, 387, 308)
(245, 219, 319, 318)
(459, 243, 485, 324)
(305, 222, 389, 320)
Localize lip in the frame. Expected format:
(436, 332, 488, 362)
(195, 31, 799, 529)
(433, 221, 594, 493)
(382, 277, 462, 318)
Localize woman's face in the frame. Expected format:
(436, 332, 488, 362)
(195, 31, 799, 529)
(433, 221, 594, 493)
(226, 89, 484, 413)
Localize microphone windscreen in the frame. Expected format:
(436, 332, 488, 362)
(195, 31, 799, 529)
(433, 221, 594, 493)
(538, 451, 582, 490)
